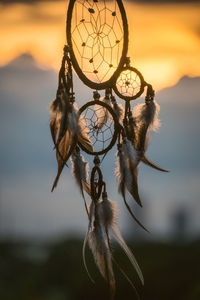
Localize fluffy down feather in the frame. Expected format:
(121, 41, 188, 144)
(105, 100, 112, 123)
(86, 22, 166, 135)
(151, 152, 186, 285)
(88, 203, 115, 298)
(131, 100, 168, 172)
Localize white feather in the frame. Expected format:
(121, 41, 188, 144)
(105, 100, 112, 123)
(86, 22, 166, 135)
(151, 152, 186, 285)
(88, 215, 115, 290)
(98, 196, 118, 227)
(97, 195, 144, 286)
(123, 138, 140, 168)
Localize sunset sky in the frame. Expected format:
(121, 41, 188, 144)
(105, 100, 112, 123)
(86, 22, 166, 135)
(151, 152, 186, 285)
(0, 0, 200, 240)
(0, 0, 200, 90)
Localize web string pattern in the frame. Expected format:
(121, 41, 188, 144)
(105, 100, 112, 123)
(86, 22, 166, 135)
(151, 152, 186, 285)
(116, 69, 142, 97)
(80, 104, 114, 153)
(71, 0, 124, 83)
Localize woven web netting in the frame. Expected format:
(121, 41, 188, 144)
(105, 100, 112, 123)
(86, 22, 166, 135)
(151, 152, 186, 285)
(70, 0, 124, 83)
(116, 69, 142, 98)
(80, 103, 115, 153)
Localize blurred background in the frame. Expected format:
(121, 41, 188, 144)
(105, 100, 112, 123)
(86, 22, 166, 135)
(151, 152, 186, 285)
(0, 0, 200, 299)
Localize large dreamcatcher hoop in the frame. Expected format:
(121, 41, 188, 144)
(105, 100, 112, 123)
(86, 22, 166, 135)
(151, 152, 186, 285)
(67, 0, 128, 90)
(50, 0, 168, 298)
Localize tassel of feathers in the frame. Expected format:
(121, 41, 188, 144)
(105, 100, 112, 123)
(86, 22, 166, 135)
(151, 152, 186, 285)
(50, 93, 93, 191)
(115, 142, 148, 231)
(131, 98, 168, 172)
(116, 138, 141, 206)
(88, 198, 115, 299)
(133, 98, 160, 152)
(84, 192, 144, 298)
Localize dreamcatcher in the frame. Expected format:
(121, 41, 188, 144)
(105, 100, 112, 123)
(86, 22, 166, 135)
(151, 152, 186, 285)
(50, 0, 168, 298)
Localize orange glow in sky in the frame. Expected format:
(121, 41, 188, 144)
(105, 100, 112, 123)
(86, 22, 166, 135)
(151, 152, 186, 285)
(0, 0, 200, 90)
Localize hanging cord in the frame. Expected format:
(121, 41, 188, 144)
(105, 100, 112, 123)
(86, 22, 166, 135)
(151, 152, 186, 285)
(62, 45, 74, 95)
(93, 90, 101, 102)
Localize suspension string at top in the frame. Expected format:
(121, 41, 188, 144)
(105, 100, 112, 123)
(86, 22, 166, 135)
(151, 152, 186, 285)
(145, 84, 155, 103)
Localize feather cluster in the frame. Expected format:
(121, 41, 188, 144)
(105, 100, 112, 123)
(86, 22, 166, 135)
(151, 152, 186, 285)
(84, 192, 144, 299)
(115, 98, 168, 229)
(49, 90, 93, 192)
(49, 82, 168, 298)
(132, 100, 168, 172)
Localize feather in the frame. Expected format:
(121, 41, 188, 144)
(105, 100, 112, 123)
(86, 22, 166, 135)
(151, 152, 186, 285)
(50, 114, 69, 169)
(122, 196, 149, 232)
(84, 194, 144, 296)
(131, 100, 168, 172)
(71, 147, 89, 191)
(67, 102, 81, 135)
(111, 225, 144, 285)
(115, 144, 148, 231)
(82, 181, 91, 196)
(95, 96, 111, 130)
(115, 144, 126, 199)
(122, 139, 142, 207)
(51, 102, 82, 192)
(49, 115, 58, 145)
(55, 93, 70, 147)
(54, 102, 81, 169)
(78, 131, 94, 153)
(78, 116, 94, 153)
(99, 194, 144, 285)
(49, 96, 62, 144)
(133, 100, 160, 153)
(51, 130, 70, 192)
(142, 154, 169, 172)
(88, 203, 115, 297)
(111, 257, 140, 300)
(133, 100, 160, 132)
(126, 112, 138, 144)
(63, 134, 78, 165)
(124, 138, 140, 169)
(70, 147, 90, 215)
(98, 194, 118, 228)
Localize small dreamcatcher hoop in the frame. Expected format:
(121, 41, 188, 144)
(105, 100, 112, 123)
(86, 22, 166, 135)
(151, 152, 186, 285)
(79, 98, 119, 155)
(114, 64, 146, 100)
(67, 0, 128, 90)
